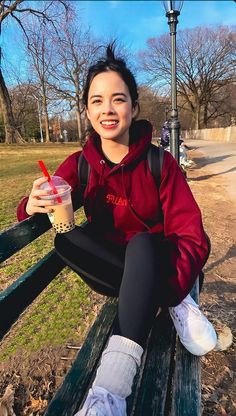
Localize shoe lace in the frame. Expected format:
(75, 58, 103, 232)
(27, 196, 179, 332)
(85, 388, 115, 416)
(172, 300, 201, 327)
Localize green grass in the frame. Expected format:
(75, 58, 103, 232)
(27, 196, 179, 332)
(0, 143, 81, 230)
(0, 143, 105, 362)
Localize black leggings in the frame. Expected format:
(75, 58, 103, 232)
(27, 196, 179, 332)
(55, 225, 174, 347)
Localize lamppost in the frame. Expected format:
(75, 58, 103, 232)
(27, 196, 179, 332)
(162, 1, 183, 163)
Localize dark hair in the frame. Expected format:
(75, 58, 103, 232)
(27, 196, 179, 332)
(82, 43, 139, 108)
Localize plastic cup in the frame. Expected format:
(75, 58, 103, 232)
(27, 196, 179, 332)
(39, 176, 75, 233)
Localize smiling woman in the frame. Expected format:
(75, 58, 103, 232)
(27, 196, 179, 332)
(16, 43, 217, 416)
(82, 46, 139, 162)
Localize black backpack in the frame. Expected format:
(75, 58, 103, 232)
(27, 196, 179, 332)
(78, 144, 164, 191)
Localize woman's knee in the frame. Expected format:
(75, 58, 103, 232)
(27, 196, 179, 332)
(126, 232, 153, 253)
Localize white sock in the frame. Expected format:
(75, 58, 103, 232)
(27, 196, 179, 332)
(93, 335, 143, 398)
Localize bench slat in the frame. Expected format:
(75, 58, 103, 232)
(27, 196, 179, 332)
(44, 301, 117, 416)
(0, 249, 65, 340)
(171, 280, 201, 415)
(0, 192, 83, 263)
(171, 340, 201, 416)
(129, 313, 175, 415)
(0, 214, 51, 263)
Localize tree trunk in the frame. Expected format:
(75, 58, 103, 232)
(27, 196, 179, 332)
(76, 107, 82, 144)
(84, 115, 89, 133)
(74, 70, 82, 143)
(0, 70, 24, 144)
(203, 104, 208, 128)
(42, 93, 50, 142)
(194, 106, 201, 130)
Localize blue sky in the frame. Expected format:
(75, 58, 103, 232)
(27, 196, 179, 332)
(2, 1, 236, 84)
(78, 0, 236, 51)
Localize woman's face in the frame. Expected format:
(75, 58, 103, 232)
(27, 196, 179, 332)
(86, 71, 137, 145)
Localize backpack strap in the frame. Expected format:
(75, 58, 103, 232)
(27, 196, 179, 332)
(78, 145, 164, 191)
(147, 144, 164, 187)
(78, 152, 90, 191)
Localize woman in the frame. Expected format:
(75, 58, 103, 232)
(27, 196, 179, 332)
(17, 44, 217, 416)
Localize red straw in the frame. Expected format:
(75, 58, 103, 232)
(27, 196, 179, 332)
(38, 160, 62, 204)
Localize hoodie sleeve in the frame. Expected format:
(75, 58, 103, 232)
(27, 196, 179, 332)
(17, 196, 31, 221)
(17, 151, 82, 222)
(159, 151, 210, 306)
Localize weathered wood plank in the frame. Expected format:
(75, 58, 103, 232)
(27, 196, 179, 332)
(44, 301, 117, 416)
(129, 312, 176, 416)
(171, 340, 201, 416)
(0, 214, 51, 263)
(126, 339, 150, 415)
(0, 250, 65, 340)
(0, 193, 83, 263)
(171, 280, 201, 416)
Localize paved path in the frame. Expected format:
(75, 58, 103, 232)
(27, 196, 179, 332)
(186, 140, 236, 202)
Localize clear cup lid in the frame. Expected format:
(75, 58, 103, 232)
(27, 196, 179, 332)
(40, 176, 71, 198)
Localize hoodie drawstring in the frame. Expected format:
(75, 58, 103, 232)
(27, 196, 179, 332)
(99, 159, 106, 185)
(121, 164, 151, 231)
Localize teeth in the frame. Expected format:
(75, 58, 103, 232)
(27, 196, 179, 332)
(101, 121, 118, 125)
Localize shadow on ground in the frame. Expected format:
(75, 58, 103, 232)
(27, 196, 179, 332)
(191, 154, 233, 169)
(204, 244, 236, 273)
(188, 166, 236, 181)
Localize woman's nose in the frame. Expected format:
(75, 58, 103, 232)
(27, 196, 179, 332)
(101, 102, 115, 114)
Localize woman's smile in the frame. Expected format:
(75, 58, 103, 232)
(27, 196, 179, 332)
(100, 120, 119, 129)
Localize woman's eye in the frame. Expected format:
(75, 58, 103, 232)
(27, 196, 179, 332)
(114, 98, 125, 102)
(92, 99, 101, 104)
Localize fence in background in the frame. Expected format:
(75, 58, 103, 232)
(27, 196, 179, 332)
(182, 126, 236, 143)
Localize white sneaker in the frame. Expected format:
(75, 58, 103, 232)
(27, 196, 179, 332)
(74, 386, 126, 416)
(169, 294, 217, 356)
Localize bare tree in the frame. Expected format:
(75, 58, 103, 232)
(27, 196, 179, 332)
(10, 83, 40, 140)
(139, 26, 236, 129)
(24, 19, 55, 142)
(47, 9, 100, 143)
(206, 83, 236, 127)
(138, 85, 169, 134)
(0, 0, 68, 143)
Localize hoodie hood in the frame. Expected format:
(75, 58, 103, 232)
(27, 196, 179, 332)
(83, 119, 152, 176)
(82, 119, 154, 233)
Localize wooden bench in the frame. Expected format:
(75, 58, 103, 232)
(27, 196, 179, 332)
(0, 214, 201, 416)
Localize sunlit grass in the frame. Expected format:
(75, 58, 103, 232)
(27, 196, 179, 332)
(0, 143, 105, 362)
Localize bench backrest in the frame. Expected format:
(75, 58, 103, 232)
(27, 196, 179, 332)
(1, 214, 70, 340)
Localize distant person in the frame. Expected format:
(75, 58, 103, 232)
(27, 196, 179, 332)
(160, 120, 170, 147)
(160, 122, 193, 168)
(17, 44, 217, 416)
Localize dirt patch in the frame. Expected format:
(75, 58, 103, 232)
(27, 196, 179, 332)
(188, 149, 236, 416)
(0, 149, 235, 415)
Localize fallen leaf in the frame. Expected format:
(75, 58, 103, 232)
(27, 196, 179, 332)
(215, 326, 233, 351)
(0, 385, 16, 416)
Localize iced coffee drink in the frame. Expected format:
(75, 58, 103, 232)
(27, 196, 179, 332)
(40, 176, 75, 233)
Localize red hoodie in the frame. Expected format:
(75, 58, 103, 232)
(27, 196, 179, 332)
(17, 120, 209, 305)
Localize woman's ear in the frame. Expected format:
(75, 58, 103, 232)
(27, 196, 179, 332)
(132, 102, 140, 120)
(86, 108, 91, 121)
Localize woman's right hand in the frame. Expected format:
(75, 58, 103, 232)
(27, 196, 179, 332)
(26, 177, 54, 216)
